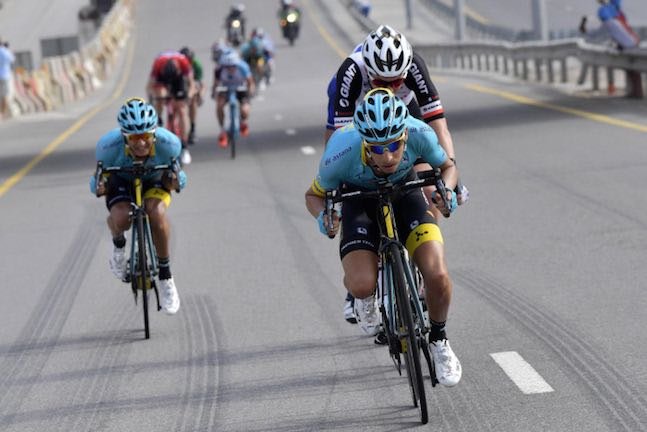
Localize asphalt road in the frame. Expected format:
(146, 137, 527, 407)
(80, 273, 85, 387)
(1, 0, 647, 431)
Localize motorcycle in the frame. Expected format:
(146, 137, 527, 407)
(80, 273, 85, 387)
(227, 18, 244, 47)
(279, 8, 300, 46)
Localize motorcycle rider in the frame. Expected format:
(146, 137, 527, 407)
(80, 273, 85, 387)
(225, 4, 247, 46)
(278, 0, 301, 40)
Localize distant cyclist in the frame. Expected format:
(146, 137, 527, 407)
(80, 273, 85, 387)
(249, 27, 276, 87)
(305, 88, 462, 387)
(146, 50, 195, 165)
(180, 46, 205, 145)
(240, 32, 268, 93)
(212, 48, 255, 148)
(90, 98, 187, 315)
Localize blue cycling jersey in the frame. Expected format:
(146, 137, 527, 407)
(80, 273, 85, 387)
(313, 116, 447, 193)
(215, 60, 251, 88)
(90, 127, 187, 194)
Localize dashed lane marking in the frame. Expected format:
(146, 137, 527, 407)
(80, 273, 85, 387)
(491, 351, 554, 394)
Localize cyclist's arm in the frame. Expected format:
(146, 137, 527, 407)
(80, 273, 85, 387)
(408, 119, 457, 188)
(239, 62, 255, 95)
(305, 179, 341, 237)
(406, 52, 456, 160)
(90, 129, 122, 195)
(305, 181, 326, 218)
(332, 57, 363, 131)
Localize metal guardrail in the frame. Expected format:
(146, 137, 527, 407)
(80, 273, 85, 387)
(420, 0, 647, 42)
(344, 1, 647, 98)
(417, 38, 647, 97)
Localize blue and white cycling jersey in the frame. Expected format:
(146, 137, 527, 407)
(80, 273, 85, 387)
(312, 116, 447, 194)
(90, 127, 187, 194)
(214, 60, 252, 89)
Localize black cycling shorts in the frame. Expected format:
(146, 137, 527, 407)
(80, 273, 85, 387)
(158, 76, 188, 100)
(217, 89, 249, 104)
(105, 173, 172, 209)
(339, 170, 441, 260)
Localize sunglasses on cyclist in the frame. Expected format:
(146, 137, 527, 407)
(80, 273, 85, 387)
(124, 131, 156, 142)
(371, 77, 405, 89)
(365, 136, 405, 155)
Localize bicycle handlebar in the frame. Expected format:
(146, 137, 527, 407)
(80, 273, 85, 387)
(94, 159, 181, 196)
(323, 169, 449, 233)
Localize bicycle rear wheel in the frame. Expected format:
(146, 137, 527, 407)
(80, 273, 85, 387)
(390, 243, 428, 424)
(229, 131, 236, 159)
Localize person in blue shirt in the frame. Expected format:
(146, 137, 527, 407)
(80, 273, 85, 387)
(91, 97, 187, 315)
(305, 88, 462, 387)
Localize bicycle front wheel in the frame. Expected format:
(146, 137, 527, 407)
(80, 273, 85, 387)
(390, 243, 428, 424)
(135, 214, 151, 339)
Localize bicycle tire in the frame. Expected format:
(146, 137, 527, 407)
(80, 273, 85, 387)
(390, 243, 428, 424)
(135, 213, 151, 339)
(229, 132, 236, 159)
(229, 99, 238, 159)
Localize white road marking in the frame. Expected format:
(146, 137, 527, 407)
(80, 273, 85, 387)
(286, 128, 297, 136)
(301, 146, 316, 155)
(490, 351, 554, 394)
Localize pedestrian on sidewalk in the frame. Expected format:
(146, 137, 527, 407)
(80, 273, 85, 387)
(0, 38, 15, 119)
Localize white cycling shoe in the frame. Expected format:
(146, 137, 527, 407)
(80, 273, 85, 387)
(180, 148, 192, 165)
(109, 246, 127, 280)
(159, 277, 180, 315)
(354, 295, 380, 336)
(430, 339, 462, 387)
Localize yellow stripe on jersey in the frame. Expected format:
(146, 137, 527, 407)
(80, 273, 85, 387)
(405, 223, 443, 256)
(311, 178, 326, 197)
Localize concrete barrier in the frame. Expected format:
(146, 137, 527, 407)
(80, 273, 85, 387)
(5, 0, 134, 120)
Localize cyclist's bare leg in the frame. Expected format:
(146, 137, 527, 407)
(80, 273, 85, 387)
(341, 250, 379, 299)
(216, 94, 226, 128)
(240, 101, 251, 124)
(413, 240, 452, 322)
(107, 202, 132, 238)
(240, 101, 251, 123)
(150, 85, 168, 124)
(171, 99, 190, 143)
(144, 198, 171, 258)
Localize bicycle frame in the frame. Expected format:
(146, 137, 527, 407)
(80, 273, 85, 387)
(217, 85, 244, 159)
(325, 171, 445, 424)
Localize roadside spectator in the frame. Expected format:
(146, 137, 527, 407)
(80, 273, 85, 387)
(579, 1, 642, 96)
(581, 0, 640, 50)
(0, 38, 15, 119)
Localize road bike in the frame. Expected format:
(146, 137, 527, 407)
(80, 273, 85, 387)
(94, 159, 180, 339)
(325, 169, 448, 424)
(216, 85, 246, 159)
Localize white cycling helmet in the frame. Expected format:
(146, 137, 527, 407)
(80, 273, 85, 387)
(220, 48, 240, 66)
(362, 25, 413, 80)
